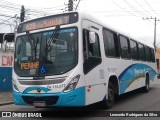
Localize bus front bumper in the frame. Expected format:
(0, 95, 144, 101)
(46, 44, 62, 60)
(13, 87, 85, 107)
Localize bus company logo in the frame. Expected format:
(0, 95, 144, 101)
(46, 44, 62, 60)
(37, 88, 41, 93)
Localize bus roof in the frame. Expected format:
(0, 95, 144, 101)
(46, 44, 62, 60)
(78, 12, 154, 48)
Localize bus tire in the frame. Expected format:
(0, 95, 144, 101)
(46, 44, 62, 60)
(106, 82, 115, 108)
(101, 81, 115, 109)
(142, 75, 150, 93)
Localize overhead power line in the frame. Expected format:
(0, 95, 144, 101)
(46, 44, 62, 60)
(144, 0, 156, 14)
(0, 14, 13, 17)
(75, 0, 81, 11)
(110, 0, 140, 17)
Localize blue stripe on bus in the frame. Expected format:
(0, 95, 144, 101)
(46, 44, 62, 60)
(13, 86, 85, 106)
(118, 64, 156, 94)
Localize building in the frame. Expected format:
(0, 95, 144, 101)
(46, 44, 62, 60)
(0, 33, 14, 91)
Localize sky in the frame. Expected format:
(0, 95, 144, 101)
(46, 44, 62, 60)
(1, 0, 160, 47)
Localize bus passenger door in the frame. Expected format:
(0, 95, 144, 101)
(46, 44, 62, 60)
(82, 20, 106, 105)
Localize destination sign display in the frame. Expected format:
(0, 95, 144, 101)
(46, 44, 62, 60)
(17, 12, 78, 33)
(20, 62, 39, 70)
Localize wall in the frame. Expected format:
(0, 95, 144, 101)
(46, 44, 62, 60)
(0, 51, 13, 91)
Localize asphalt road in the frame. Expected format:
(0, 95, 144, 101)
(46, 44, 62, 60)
(1, 79, 160, 120)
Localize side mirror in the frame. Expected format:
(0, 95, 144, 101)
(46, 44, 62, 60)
(2, 40, 7, 52)
(89, 31, 96, 44)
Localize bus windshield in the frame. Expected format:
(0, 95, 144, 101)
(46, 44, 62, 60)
(14, 27, 78, 77)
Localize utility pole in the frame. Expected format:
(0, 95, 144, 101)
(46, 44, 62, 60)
(143, 17, 160, 51)
(68, 0, 73, 11)
(20, 5, 25, 22)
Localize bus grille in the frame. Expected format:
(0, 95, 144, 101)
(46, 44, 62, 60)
(22, 96, 59, 105)
(19, 78, 65, 85)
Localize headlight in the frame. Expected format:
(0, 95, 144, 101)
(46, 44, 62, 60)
(63, 75, 80, 92)
(13, 84, 20, 92)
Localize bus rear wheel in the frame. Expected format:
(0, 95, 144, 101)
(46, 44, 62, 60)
(142, 75, 150, 93)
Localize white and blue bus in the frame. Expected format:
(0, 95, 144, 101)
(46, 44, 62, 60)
(13, 12, 157, 108)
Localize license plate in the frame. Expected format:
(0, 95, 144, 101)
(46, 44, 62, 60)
(33, 101, 46, 107)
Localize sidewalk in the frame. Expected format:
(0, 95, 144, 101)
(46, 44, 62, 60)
(0, 91, 14, 106)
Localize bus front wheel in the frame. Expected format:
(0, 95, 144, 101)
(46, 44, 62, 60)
(101, 81, 115, 109)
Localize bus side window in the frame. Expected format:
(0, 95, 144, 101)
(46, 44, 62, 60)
(83, 29, 101, 74)
(103, 29, 119, 57)
(130, 40, 138, 60)
(119, 35, 131, 59)
(138, 43, 146, 61)
(151, 48, 156, 62)
(145, 46, 151, 62)
(90, 33, 101, 57)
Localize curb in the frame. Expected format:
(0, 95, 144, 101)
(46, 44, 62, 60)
(0, 101, 14, 106)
